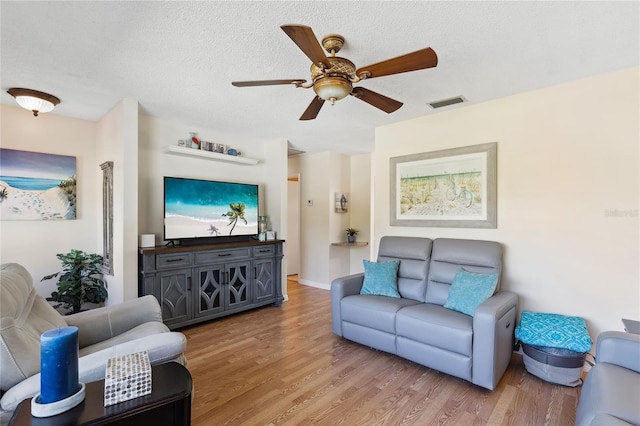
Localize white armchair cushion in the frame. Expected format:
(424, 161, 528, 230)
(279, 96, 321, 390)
(0, 264, 67, 390)
(65, 295, 164, 349)
(79, 321, 171, 356)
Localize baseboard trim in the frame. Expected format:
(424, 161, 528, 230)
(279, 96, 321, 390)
(297, 279, 330, 291)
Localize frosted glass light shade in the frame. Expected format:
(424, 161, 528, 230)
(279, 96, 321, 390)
(7, 88, 60, 116)
(15, 96, 55, 114)
(313, 77, 352, 103)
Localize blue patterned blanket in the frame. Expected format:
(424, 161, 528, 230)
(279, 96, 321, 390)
(515, 311, 592, 353)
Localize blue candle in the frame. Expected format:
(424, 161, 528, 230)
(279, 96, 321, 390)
(40, 326, 80, 404)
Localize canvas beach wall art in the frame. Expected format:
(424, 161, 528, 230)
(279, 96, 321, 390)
(0, 148, 77, 220)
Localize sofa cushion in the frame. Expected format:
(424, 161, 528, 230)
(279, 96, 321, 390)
(444, 268, 498, 316)
(377, 236, 432, 302)
(396, 303, 473, 356)
(360, 260, 400, 298)
(426, 238, 502, 306)
(0, 263, 68, 391)
(341, 295, 419, 334)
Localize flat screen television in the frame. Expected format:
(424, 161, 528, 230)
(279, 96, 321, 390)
(164, 176, 259, 244)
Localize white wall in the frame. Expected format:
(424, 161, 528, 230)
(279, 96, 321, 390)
(373, 67, 639, 338)
(289, 151, 361, 289)
(349, 153, 373, 273)
(286, 177, 300, 275)
(261, 138, 289, 298)
(289, 152, 330, 288)
(95, 99, 139, 304)
(0, 105, 98, 298)
(328, 152, 351, 281)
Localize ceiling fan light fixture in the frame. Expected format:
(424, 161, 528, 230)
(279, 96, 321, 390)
(313, 76, 352, 105)
(7, 88, 60, 116)
(232, 25, 438, 120)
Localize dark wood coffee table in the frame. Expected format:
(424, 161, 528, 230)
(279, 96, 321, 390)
(9, 362, 192, 426)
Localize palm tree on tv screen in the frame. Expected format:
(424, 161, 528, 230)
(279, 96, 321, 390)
(222, 202, 247, 235)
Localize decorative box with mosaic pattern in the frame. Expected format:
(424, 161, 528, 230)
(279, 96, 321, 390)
(104, 351, 152, 406)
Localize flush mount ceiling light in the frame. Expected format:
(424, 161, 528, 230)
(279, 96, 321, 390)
(7, 88, 60, 117)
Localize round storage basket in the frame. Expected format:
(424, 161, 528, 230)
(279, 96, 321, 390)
(521, 343, 586, 387)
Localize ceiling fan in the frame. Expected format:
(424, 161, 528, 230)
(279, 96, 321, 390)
(232, 24, 438, 120)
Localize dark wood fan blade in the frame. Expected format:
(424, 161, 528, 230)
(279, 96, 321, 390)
(281, 25, 331, 68)
(232, 79, 306, 87)
(300, 96, 325, 120)
(356, 47, 438, 79)
(351, 87, 403, 113)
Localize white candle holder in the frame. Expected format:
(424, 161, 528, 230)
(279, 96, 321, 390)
(31, 383, 85, 418)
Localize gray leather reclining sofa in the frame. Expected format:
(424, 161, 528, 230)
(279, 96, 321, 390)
(331, 236, 518, 390)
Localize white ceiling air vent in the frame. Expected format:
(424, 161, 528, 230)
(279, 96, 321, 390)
(428, 96, 466, 109)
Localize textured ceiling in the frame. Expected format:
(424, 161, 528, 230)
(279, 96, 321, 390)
(2, 1, 638, 155)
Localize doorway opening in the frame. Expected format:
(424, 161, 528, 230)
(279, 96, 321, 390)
(287, 175, 300, 276)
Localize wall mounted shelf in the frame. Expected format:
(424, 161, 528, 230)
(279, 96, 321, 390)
(331, 242, 369, 247)
(164, 145, 259, 165)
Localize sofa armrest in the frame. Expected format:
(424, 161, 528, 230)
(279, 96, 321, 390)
(65, 295, 163, 348)
(596, 330, 640, 373)
(0, 332, 186, 415)
(330, 273, 364, 336)
(471, 291, 518, 390)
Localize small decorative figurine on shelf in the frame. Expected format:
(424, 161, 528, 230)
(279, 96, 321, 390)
(188, 132, 200, 149)
(345, 227, 358, 243)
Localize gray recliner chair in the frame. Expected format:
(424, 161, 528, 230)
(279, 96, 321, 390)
(0, 263, 187, 425)
(575, 331, 640, 425)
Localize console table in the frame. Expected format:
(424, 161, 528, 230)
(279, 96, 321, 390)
(139, 239, 284, 329)
(9, 363, 192, 426)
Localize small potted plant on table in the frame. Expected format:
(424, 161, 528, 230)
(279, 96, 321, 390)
(346, 227, 358, 244)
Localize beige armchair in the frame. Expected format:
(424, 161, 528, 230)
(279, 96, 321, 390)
(0, 263, 187, 425)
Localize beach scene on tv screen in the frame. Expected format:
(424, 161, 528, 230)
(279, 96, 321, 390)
(164, 178, 258, 239)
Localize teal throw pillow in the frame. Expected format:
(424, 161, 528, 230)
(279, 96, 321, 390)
(360, 259, 401, 298)
(444, 268, 499, 316)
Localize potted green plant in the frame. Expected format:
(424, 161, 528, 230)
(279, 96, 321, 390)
(42, 249, 108, 314)
(346, 227, 359, 243)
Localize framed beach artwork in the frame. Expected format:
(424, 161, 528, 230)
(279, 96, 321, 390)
(0, 148, 77, 220)
(390, 142, 497, 228)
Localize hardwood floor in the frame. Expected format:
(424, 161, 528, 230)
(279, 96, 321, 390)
(181, 278, 580, 425)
